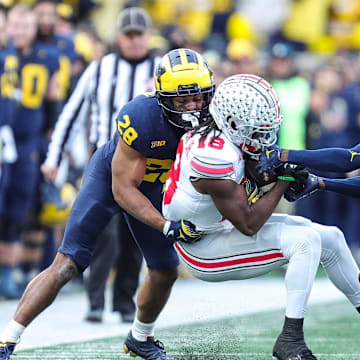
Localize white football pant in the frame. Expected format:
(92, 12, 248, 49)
(175, 214, 360, 318)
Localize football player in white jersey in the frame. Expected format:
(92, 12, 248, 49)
(163, 74, 360, 360)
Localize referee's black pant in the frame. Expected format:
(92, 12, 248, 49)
(86, 212, 143, 316)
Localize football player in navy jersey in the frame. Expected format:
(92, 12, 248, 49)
(33, 0, 81, 100)
(30, 0, 79, 287)
(0, 5, 60, 300)
(0, 9, 17, 164)
(0, 8, 20, 299)
(258, 144, 360, 200)
(0, 48, 215, 360)
(29, 0, 81, 285)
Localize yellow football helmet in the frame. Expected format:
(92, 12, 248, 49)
(39, 182, 77, 228)
(155, 48, 215, 129)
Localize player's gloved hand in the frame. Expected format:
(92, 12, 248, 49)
(277, 163, 310, 194)
(257, 145, 283, 173)
(163, 219, 203, 244)
(285, 173, 319, 202)
(276, 163, 308, 184)
(243, 178, 264, 204)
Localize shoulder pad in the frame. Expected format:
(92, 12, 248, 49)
(144, 91, 156, 98)
(188, 133, 244, 180)
(116, 95, 160, 147)
(190, 155, 235, 178)
(120, 94, 158, 117)
(36, 42, 60, 56)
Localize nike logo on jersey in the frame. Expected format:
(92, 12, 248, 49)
(151, 140, 166, 148)
(349, 150, 360, 162)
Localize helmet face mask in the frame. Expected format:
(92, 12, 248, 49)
(238, 122, 280, 157)
(155, 48, 215, 129)
(209, 74, 282, 157)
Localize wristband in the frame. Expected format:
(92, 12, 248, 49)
(163, 220, 171, 236)
(278, 175, 295, 181)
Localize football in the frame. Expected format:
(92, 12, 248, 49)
(245, 158, 278, 186)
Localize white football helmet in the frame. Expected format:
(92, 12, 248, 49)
(209, 74, 282, 157)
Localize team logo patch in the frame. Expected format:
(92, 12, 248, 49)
(151, 140, 166, 148)
(37, 49, 47, 59)
(57, 40, 67, 50)
(349, 150, 360, 162)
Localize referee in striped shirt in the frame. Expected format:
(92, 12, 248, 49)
(41, 7, 160, 323)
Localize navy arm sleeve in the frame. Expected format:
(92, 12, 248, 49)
(322, 176, 360, 197)
(288, 144, 360, 172)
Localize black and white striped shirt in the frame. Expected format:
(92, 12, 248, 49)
(45, 52, 159, 167)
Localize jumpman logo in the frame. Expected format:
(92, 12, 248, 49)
(349, 150, 360, 162)
(266, 149, 275, 159)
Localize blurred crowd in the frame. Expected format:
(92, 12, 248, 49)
(1, 0, 360, 302)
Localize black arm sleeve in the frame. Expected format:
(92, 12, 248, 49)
(43, 99, 61, 132)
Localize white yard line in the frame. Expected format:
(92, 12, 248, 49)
(0, 277, 346, 350)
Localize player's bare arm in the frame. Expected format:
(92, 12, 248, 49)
(112, 137, 166, 232)
(193, 178, 289, 236)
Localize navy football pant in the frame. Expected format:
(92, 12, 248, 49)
(0, 139, 40, 242)
(58, 145, 179, 272)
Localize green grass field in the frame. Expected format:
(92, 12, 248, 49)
(15, 300, 360, 360)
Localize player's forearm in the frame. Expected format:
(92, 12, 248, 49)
(322, 176, 360, 197)
(112, 186, 166, 232)
(283, 146, 360, 172)
(236, 181, 288, 236)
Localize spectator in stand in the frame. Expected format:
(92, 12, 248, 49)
(266, 42, 311, 215)
(268, 42, 311, 151)
(297, 61, 358, 251)
(226, 38, 260, 76)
